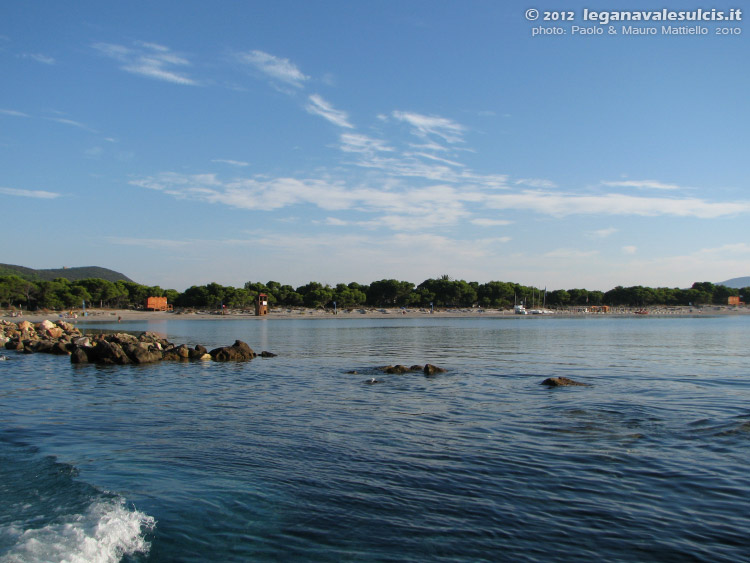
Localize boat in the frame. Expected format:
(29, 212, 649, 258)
(514, 304, 528, 315)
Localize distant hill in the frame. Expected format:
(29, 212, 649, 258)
(0, 263, 134, 283)
(717, 277, 750, 288)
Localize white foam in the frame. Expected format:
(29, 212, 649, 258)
(0, 497, 155, 563)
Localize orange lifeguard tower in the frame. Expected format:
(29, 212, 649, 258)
(255, 293, 268, 316)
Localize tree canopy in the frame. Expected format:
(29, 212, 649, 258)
(0, 275, 745, 311)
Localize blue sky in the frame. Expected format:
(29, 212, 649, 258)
(2, 1, 748, 291)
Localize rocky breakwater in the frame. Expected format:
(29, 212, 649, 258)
(2, 319, 80, 356)
(1, 319, 263, 365)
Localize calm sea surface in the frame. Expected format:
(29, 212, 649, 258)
(1, 315, 749, 562)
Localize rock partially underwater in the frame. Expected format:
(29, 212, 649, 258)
(377, 364, 448, 376)
(541, 376, 589, 387)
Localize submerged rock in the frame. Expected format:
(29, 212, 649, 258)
(541, 377, 589, 387)
(380, 363, 447, 375)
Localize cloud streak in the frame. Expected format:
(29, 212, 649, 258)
(0, 109, 30, 118)
(483, 190, 750, 218)
(306, 94, 353, 128)
(602, 179, 681, 190)
(93, 41, 198, 85)
(20, 53, 55, 65)
(391, 111, 465, 144)
(0, 187, 61, 199)
(212, 159, 249, 167)
(132, 169, 750, 237)
(235, 50, 308, 88)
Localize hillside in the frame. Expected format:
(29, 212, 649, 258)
(717, 277, 750, 289)
(0, 264, 134, 283)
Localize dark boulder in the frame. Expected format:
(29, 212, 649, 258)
(70, 347, 90, 364)
(34, 340, 70, 355)
(209, 340, 255, 361)
(123, 344, 163, 364)
(162, 349, 184, 361)
(423, 364, 447, 376)
(90, 340, 131, 365)
(260, 351, 277, 358)
(383, 365, 410, 374)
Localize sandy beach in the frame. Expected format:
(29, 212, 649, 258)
(5, 304, 749, 324)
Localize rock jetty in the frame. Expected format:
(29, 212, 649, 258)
(1, 319, 265, 365)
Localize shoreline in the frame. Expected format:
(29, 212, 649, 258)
(5, 305, 749, 324)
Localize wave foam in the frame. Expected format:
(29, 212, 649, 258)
(0, 496, 155, 563)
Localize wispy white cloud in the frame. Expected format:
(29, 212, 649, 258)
(305, 94, 353, 128)
(602, 179, 681, 190)
(212, 159, 249, 167)
(20, 53, 55, 65)
(515, 178, 557, 189)
(484, 190, 750, 219)
(235, 50, 308, 88)
(0, 187, 61, 199)
(107, 237, 192, 249)
(131, 173, 482, 228)
(2, 108, 97, 133)
(93, 41, 198, 85)
(588, 227, 618, 238)
(622, 245, 637, 255)
(340, 133, 394, 155)
(0, 109, 30, 118)
(132, 171, 750, 237)
(471, 218, 513, 227)
(391, 111, 465, 144)
(45, 116, 95, 132)
(324, 217, 350, 226)
(409, 152, 463, 167)
(407, 141, 452, 153)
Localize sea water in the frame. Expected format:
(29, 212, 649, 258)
(1, 315, 749, 562)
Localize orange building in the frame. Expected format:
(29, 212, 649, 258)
(728, 296, 744, 306)
(146, 296, 173, 311)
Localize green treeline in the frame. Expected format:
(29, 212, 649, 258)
(0, 275, 746, 311)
